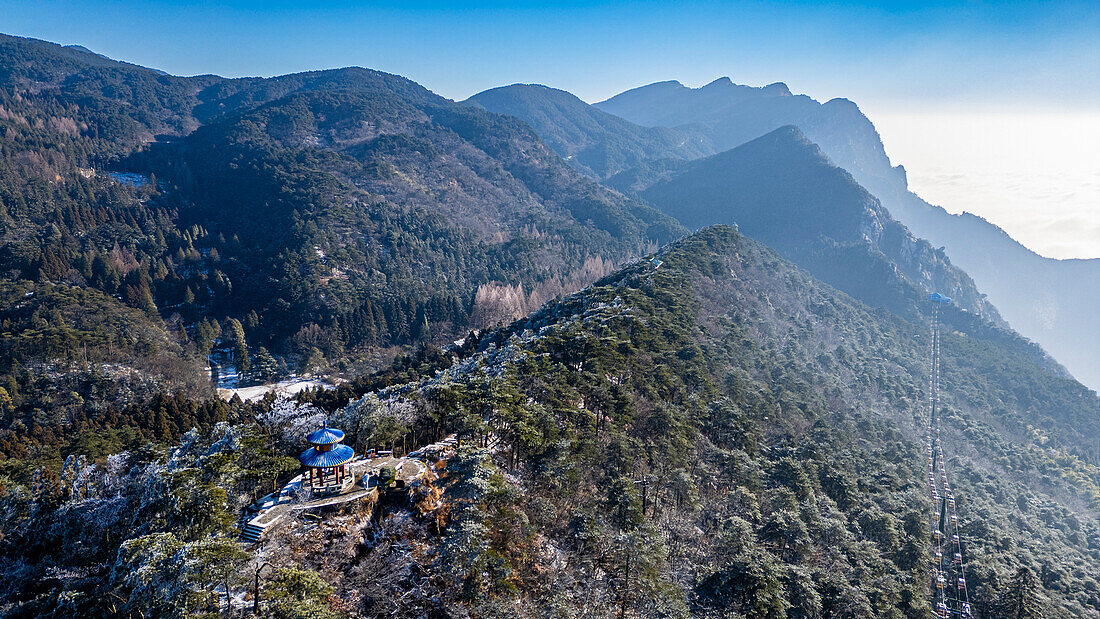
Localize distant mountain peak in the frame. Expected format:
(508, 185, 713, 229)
(685, 77, 791, 97)
(823, 97, 860, 111)
(466, 82, 714, 178)
(649, 79, 686, 88)
(482, 82, 577, 99)
(702, 76, 735, 89)
(701, 125, 828, 167)
(763, 81, 792, 96)
(615, 126, 1004, 327)
(595, 77, 797, 128)
(768, 124, 809, 140)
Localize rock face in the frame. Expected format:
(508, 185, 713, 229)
(594, 77, 1100, 390)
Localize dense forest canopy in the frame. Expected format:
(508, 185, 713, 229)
(2, 226, 1096, 617)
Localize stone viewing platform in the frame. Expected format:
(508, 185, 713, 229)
(239, 427, 447, 543)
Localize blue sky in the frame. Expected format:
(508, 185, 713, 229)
(2, 0, 1098, 257)
(3, 0, 1096, 106)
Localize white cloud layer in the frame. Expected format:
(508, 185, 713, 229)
(869, 109, 1100, 260)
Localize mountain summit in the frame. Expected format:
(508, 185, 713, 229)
(597, 77, 794, 127)
(466, 83, 713, 178)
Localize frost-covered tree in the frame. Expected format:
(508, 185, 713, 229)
(998, 566, 1045, 619)
(263, 566, 339, 619)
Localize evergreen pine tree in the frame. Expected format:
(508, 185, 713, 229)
(225, 317, 250, 374)
(998, 566, 1044, 619)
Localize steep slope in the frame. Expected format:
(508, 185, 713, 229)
(0, 278, 207, 422)
(612, 126, 1011, 336)
(123, 85, 683, 352)
(595, 76, 1100, 390)
(877, 188, 1100, 393)
(0, 32, 684, 362)
(333, 226, 1100, 617)
(6, 226, 1096, 617)
(466, 83, 713, 178)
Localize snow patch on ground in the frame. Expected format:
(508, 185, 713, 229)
(217, 377, 338, 402)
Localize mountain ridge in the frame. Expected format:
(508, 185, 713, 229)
(592, 76, 1100, 389)
(611, 125, 1019, 336)
(465, 83, 714, 178)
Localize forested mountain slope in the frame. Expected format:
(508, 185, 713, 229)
(305, 226, 1100, 617)
(3, 226, 1096, 617)
(0, 32, 694, 499)
(123, 82, 682, 351)
(466, 83, 713, 178)
(0, 32, 681, 351)
(0, 32, 683, 424)
(609, 126, 1004, 330)
(594, 76, 1100, 391)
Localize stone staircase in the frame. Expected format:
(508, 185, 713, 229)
(241, 518, 266, 543)
(238, 475, 302, 544)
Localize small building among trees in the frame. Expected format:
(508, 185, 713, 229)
(299, 424, 355, 496)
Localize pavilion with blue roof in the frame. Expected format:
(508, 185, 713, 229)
(300, 423, 356, 495)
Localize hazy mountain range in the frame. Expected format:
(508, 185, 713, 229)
(470, 78, 1100, 390)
